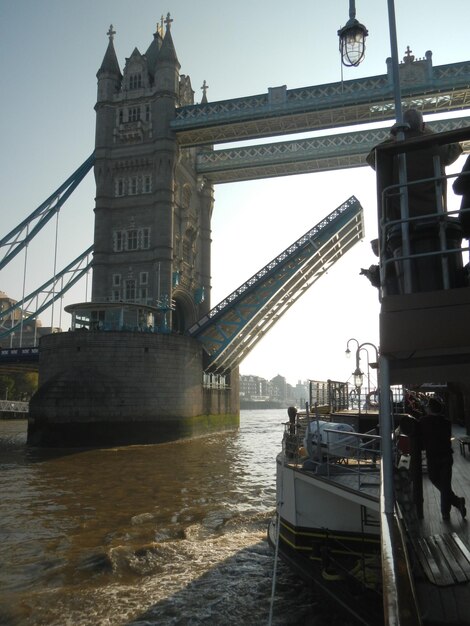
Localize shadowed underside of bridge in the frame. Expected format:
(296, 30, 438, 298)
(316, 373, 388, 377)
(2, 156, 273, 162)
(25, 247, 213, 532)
(188, 196, 364, 373)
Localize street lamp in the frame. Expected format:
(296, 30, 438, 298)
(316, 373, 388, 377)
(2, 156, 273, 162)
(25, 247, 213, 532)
(353, 367, 364, 389)
(338, 0, 368, 67)
(345, 337, 359, 359)
(338, 1, 404, 515)
(358, 346, 376, 396)
(345, 339, 380, 413)
(346, 338, 363, 412)
(353, 366, 364, 409)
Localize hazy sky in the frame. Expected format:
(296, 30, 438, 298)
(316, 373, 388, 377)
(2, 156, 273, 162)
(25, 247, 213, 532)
(1, 0, 469, 386)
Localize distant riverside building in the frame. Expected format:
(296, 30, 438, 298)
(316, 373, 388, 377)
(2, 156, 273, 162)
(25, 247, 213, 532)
(0, 291, 59, 348)
(271, 375, 287, 404)
(239, 375, 271, 403)
(240, 373, 305, 407)
(294, 380, 308, 407)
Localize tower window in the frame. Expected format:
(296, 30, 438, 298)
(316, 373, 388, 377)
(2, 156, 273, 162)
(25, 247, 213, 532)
(118, 109, 124, 124)
(129, 176, 138, 195)
(183, 241, 191, 263)
(115, 178, 125, 196)
(144, 175, 152, 193)
(125, 279, 136, 302)
(127, 230, 138, 250)
(112, 274, 121, 287)
(114, 231, 124, 252)
(128, 107, 140, 122)
(129, 74, 142, 90)
(140, 271, 148, 285)
(113, 228, 151, 252)
(145, 105, 151, 122)
(140, 228, 150, 249)
(115, 175, 152, 197)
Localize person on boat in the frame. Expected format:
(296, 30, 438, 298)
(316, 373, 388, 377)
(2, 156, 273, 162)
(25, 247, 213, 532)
(287, 406, 297, 434)
(452, 153, 470, 237)
(419, 397, 466, 521)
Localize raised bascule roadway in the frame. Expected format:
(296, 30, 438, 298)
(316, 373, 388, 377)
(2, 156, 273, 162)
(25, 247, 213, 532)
(1, 48, 470, 372)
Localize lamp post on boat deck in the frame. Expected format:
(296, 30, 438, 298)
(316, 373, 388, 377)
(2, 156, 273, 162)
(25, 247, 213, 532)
(345, 337, 359, 358)
(359, 348, 371, 397)
(359, 344, 379, 400)
(346, 338, 362, 412)
(353, 365, 364, 415)
(339, 0, 405, 514)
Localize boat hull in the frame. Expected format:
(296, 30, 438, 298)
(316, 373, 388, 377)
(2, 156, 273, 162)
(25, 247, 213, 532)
(271, 453, 384, 625)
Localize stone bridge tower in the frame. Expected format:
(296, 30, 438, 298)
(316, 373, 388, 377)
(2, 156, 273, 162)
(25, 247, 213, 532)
(93, 16, 213, 332)
(28, 17, 238, 447)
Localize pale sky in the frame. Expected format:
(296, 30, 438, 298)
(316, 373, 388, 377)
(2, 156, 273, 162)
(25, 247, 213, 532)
(1, 0, 469, 386)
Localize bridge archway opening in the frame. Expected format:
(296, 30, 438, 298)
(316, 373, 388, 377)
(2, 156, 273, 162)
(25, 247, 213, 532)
(172, 291, 197, 334)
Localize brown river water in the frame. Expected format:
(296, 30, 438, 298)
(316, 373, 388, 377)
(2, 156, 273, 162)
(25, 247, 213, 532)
(0, 411, 339, 626)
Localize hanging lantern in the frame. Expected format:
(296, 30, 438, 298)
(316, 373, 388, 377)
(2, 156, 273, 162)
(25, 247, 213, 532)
(338, 1, 368, 67)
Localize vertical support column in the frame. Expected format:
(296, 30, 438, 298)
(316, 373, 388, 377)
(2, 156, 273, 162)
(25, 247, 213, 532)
(198, 177, 214, 316)
(379, 354, 394, 514)
(151, 140, 177, 313)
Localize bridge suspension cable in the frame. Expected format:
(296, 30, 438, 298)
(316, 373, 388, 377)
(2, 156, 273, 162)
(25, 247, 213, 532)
(0, 246, 93, 341)
(0, 153, 95, 271)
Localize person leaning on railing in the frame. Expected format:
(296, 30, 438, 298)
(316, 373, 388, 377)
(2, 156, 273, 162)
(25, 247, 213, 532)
(419, 397, 466, 522)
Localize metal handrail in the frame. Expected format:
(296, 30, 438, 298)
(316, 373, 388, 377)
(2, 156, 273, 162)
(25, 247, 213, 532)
(0, 400, 29, 412)
(282, 420, 381, 485)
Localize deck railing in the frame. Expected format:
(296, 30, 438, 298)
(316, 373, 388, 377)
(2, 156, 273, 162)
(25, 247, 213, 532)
(0, 400, 29, 413)
(282, 419, 381, 491)
(375, 126, 470, 298)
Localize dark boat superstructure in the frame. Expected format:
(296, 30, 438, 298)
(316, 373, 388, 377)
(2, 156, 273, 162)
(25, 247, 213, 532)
(270, 126, 470, 625)
(376, 126, 470, 625)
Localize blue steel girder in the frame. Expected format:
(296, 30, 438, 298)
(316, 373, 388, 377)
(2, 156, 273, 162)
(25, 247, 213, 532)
(0, 246, 93, 340)
(197, 117, 470, 184)
(0, 154, 95, 271)
(189, 196, 364, 373)
(206, 239, 352, 373)
(172, 58, 470, 146)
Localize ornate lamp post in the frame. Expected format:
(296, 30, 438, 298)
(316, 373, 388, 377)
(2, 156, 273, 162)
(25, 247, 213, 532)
(346, 338, 362, 412)
(339, 0, 404, 514)
(353, 365, 364, 414)
(338, 0, 368, 67)
(345, 339, 380, 414)
(345, 337, 359, 359)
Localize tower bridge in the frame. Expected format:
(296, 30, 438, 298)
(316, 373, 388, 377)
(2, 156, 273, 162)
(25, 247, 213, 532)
(196, 117, 470, 183)
(1, 17, 469, 445)
(172, 53, 470, 146)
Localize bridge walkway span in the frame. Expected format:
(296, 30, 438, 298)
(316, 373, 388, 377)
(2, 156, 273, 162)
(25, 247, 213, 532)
(188, 196, 364, 373)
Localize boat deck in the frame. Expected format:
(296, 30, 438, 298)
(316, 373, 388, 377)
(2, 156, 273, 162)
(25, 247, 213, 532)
(404, 425, 470, 626)
(286, 420, 470, 625)
(288, 459, 382, 502)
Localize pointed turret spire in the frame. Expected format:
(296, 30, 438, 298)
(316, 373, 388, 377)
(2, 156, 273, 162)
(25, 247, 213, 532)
(201, 80, 209, 104)
(156, 12, 180, 68)
(145, 22, 163, 76)
(97, 24, 122, 78)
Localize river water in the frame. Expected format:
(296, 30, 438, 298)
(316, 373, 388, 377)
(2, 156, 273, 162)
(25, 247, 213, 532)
(0, 411, 333, 626)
